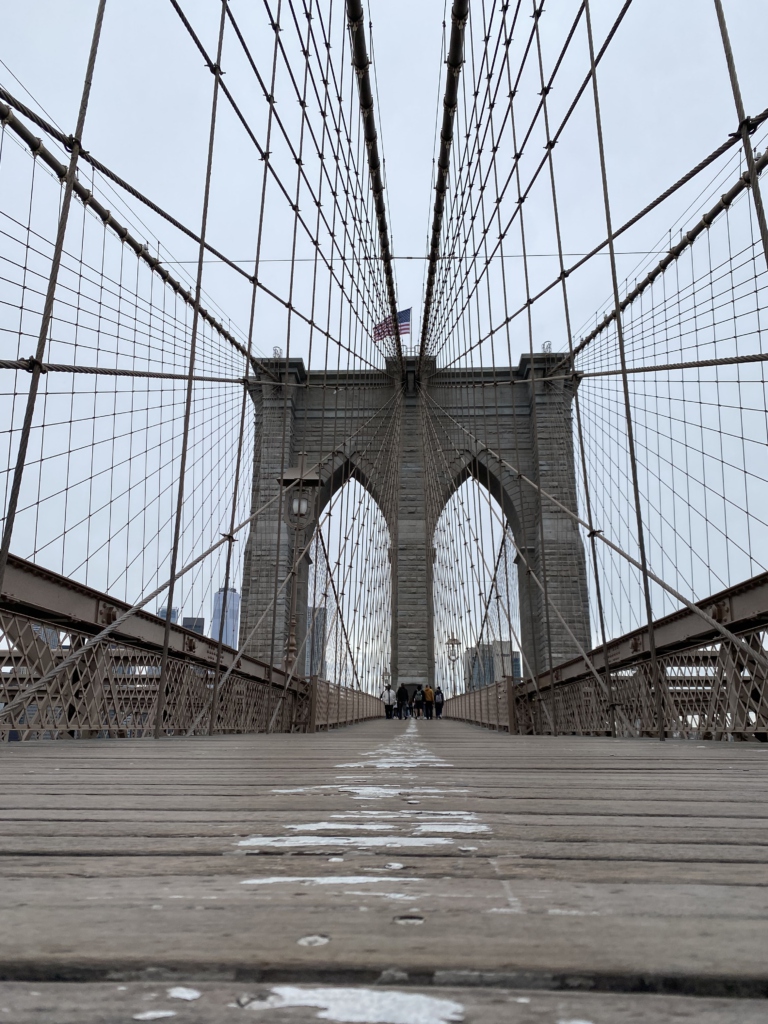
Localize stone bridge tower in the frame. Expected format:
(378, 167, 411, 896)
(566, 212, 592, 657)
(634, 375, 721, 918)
(239, 353, 590, 689)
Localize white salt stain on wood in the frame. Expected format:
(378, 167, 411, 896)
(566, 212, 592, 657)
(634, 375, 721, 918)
(338, 757, 452, 770)
(343, 891, 418, 901)
(242, 876, 421, 886)
(332, 810, 474, 820)
(242, 985, 463, 1023)
(237, 835, 453, 848)
(272, 784, 465, 800)
(297, 935, 330, 947)
(413, 823, 489, 833)
(285, 822, 394, 831)
(335, 736, 453, 771)
(548, 908, 599, 916)
(167, 987, 201, 1000)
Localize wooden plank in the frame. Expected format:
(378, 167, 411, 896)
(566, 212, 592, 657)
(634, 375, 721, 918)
(0, 981, 765, 1023)
(0, 721, 767, 1014)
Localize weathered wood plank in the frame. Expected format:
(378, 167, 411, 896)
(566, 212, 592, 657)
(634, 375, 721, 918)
(0, 720, 766, 1015)
(0, 982, 765, 1024)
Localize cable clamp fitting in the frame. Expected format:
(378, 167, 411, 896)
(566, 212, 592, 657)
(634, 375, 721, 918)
(588, 528, 602, 538)
(24, 356, 47, 375)
(730, 115, 758, 139)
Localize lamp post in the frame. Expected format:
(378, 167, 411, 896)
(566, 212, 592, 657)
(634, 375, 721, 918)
(277, 454, 322, 675)
(446, 635, 461, 697)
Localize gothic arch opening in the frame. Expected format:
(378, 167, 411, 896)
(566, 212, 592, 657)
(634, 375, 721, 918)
(307, 475, 392, 694)
(432, 477, 522, 697)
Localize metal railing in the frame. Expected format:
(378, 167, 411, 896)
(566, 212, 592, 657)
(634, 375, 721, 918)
(0, 608, 383, 740)
(446, 624, 768, 740)
(0, 604, 290, 739)
(0, 556, 383, 740)
(445, 575, 768, 740)
(309, 675, 384, 731)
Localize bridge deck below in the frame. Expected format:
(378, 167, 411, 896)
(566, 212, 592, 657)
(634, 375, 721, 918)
(1, 720, 767, 1022)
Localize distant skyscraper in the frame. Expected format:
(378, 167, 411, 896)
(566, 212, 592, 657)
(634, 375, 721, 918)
(305, 607, 327, 678)
(463, 645, 495, 691)
(463, 640, 521, 690)
(157, 606, 179, 623)
(212, 587, 240, 648)
(491, 639, 522, 681)
(182, 617, 205, 635)
(32, 623, 60, 649)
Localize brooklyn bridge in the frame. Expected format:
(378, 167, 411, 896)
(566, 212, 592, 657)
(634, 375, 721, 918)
(1, 0, 767, 1019)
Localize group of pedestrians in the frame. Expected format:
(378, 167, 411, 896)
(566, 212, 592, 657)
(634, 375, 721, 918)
(379, 682, 445, 720)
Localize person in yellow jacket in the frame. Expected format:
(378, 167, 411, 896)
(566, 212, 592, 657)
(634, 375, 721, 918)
(423, 684, 435, 720)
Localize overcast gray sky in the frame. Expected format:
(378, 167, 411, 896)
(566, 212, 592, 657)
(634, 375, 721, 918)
(3, 0, 767, 355)
(2, 0, 767, 640)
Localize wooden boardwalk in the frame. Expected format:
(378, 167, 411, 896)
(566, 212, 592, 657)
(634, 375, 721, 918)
(1, 719, 767, 1021)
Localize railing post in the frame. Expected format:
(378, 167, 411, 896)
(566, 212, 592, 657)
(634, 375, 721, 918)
(308, 674, 318, 734)
(506, 678, 517, 734)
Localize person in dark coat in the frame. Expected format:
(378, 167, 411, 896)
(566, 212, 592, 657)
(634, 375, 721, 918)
(396, 683, 409, 719)
(434, 686, 445, 719)
(413, 685, 424, 719)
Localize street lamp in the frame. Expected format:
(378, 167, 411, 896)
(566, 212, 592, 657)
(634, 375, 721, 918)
(446, 636, 461, 663)
(277, 453, 322, 674)
(446, 636, 461, 698)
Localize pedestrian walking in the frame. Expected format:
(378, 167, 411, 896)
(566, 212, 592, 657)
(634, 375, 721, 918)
(434, 686, 444, 719)
(380, 682, 396, 719)
(413, 685, 424, 719)
(423, 683, 434, 720)
(396, 683, 409, 719)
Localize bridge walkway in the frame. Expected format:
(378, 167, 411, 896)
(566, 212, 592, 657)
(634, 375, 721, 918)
(1, 720, 767, 1021)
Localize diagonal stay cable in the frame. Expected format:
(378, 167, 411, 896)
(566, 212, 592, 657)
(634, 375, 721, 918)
(421, 388, 768, 674)
(433, 113, 768, 375)
(427, 0, 634, 362)
(166, 0, 395, 368)
(0, 88, 387, 378)
(0, 390, 401, 720)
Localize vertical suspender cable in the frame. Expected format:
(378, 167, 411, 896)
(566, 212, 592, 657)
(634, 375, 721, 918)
(346, 0, 402, 374)
(583, 0, 665, 740)
(531, 5, 616, 735)
(0, 0, 108, 594)
(155, 0, 228, 737)
(505, 27, 559, 734)
(419, 0, 469, 370)
(712, 0, 768, 271)
(209, 0, 288, 735)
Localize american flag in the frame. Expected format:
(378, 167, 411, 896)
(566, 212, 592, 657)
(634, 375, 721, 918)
(373, 307, 411, 342)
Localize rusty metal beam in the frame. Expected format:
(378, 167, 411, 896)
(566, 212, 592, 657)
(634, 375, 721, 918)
(535, 571, 768, 693)
(0, 554, 289, 691)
